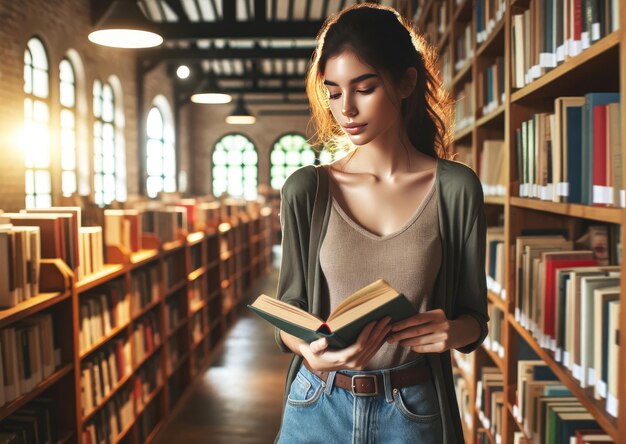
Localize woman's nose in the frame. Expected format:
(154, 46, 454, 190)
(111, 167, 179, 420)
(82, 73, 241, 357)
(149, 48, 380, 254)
(342, 95, 357, 117)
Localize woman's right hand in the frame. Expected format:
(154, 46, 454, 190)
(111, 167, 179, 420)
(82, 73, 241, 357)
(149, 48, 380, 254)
(298, 316, 392, 372)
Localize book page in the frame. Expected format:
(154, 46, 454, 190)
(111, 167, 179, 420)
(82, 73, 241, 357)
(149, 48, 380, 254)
(251, 295, 322, 330)
(328, 279, 398, 321)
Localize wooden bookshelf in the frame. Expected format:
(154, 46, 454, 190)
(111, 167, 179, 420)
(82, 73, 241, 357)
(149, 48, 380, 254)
(413, 0, 626, 442)
(0, 204, 274, 443)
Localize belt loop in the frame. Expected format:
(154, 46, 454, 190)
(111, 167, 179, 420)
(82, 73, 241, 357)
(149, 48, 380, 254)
(382, 370, 393, 403)
(324, 370, 336, 395)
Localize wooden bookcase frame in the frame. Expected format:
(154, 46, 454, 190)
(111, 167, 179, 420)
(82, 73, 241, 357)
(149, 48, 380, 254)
(410, 0, 626, 442)
(0, 209, 273, 443)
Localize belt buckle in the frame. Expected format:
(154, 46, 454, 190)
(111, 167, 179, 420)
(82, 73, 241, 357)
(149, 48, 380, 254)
(351, 374, 379, 397)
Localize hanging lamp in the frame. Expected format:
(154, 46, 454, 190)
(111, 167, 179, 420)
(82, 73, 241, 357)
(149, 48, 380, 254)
(88, 0, 163, 49)
(190, 75, 232, 104)
(225, 96, 256, 124)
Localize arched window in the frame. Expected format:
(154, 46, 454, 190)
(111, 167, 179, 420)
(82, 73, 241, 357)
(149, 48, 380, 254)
(60, 58, 77, 197)
(146, 105, 176, 198)
(93, 79, 116, 205)
(23, 37, 51, 208)
(269, 133, 316, 190)
(212, 134, 258, 200)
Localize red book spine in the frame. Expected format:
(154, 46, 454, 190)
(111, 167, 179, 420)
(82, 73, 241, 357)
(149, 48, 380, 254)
(543, 258, 598, 337)
(573, 0, 582, 40)
(144, 319, 154, 352)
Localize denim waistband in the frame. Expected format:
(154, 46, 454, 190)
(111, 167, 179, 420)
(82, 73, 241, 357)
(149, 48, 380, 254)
(303, 355, 430, 403)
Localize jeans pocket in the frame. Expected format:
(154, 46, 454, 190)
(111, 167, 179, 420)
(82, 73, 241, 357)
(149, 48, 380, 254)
(393, 378, 441, 423)
(286, 368, 324, 407)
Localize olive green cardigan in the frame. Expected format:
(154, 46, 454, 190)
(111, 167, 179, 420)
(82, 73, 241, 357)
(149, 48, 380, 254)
(274, 159, 489, 443)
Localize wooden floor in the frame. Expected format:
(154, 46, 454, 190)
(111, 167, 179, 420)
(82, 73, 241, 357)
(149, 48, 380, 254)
(153, 250, 292, 444)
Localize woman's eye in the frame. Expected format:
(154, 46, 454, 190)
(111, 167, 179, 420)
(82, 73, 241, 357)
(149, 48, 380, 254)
(328, 88, 375, 100)
(358, 88, 375, 94)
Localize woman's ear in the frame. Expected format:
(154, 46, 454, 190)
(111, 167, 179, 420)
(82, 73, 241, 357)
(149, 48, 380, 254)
(399, 67, 418, 99)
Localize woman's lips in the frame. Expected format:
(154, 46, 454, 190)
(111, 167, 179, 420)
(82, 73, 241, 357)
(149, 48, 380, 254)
(344, 124, 367, 135)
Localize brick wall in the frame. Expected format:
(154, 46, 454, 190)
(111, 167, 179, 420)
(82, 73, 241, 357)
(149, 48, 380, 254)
(0, 0, 314, 210)
(0, 0, 179, 211)
(186, 102, 312, 197)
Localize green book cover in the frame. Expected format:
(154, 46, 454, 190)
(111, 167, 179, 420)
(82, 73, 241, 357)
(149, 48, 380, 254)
(248, 279, 417, 349)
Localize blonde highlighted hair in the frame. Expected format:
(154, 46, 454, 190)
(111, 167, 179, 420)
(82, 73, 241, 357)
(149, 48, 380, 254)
(305, 3, 453, 160)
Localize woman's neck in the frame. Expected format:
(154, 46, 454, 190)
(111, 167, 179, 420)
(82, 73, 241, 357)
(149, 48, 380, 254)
(345, 127, 429, 179)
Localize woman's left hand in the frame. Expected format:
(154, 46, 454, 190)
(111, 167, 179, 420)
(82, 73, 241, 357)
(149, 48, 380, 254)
(386, 309, 465, 353)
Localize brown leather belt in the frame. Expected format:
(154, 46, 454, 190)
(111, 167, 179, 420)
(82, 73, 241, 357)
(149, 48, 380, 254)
(303, 360, 431, 397)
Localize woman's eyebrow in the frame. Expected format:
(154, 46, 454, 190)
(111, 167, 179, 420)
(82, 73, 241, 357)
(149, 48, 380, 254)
(323, 73, 378, 86)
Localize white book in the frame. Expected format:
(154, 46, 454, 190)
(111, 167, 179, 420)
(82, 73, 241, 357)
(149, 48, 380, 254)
(579, 275, 620, 388)
(0, 230, 18, 308)
(607, 300, 620, 417)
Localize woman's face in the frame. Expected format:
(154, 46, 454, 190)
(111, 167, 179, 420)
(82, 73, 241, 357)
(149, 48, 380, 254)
(323, 49, 403, 145)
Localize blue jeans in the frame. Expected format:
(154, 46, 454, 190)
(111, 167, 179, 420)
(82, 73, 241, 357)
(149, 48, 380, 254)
(278, 357, 443, 444)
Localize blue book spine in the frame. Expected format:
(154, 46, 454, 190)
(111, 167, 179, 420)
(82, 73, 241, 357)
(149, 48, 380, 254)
(566, 107, 583, 203)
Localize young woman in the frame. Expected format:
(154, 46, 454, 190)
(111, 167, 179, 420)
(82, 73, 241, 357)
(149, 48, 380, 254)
(274, 4, 488, 443)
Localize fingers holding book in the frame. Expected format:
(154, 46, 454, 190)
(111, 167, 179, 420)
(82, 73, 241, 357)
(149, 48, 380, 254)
(300, 316, 392, 372)
(386, 309, 455, 353)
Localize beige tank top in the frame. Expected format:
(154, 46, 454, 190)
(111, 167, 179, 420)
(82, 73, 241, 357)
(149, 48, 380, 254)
(319, 171, 442, 370)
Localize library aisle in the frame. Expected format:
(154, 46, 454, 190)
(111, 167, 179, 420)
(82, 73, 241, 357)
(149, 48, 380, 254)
(153, 248, 291, 443)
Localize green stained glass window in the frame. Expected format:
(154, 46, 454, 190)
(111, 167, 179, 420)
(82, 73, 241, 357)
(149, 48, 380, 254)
(212, 134, 258, 200)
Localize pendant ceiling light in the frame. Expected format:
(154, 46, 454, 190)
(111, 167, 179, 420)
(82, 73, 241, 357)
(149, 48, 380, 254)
(226, 96, 256, 125)
(88, 0, 163, 49)
(190, 75, 232, 104)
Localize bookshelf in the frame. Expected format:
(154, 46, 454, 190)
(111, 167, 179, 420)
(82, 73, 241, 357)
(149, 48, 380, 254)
(409, 0, 626, 442)
(0, 204, 273, 443)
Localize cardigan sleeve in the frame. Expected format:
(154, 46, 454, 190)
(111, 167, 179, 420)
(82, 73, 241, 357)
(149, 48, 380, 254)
(453, 191, 490, 354)
(273, 176, 312, 353)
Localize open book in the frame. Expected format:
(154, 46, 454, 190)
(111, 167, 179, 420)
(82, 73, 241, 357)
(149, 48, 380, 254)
(248, 279, 417, 348)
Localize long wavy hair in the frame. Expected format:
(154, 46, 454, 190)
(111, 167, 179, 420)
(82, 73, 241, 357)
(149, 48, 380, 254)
(306, 3, 453, 160)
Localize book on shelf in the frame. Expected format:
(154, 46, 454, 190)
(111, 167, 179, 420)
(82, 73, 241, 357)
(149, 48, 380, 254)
(516, 94, 623, 206)
(0, 313, 59, 406)
(486, 305, 505, 358)
(133, 312, 161, 363)
(104, 209, 142, 253)
(82, 386, 133, 444)
(78, 226, 104, 281)
(80, 340, 129, 415)
(574, 429, 614, 443)
(248, 279, 416, 349)
(475, 0, 506, 44)
(511, 1, 619, 89)
(130, 266, 159, 315)
(477, 57, 505, 116)
(606, 299, 620, 417)
(0, 225, 40, 308)
(134, 354, 162, 411)
(592, 286, 620, 401)
(486, 225, 505, 295)
(479, 140, 506, 197)
(454, 81, 475, 132)
(0, 397, 57, 444)
(79, 280, 129, 354)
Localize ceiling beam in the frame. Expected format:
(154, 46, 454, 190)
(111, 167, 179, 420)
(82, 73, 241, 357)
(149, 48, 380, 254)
(254, 0, 266, 22)
(163, 0, 189, 22)
(139, 46, 315, 63)
(177, 73, 305, 81)
(152, 21, 325, 39)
